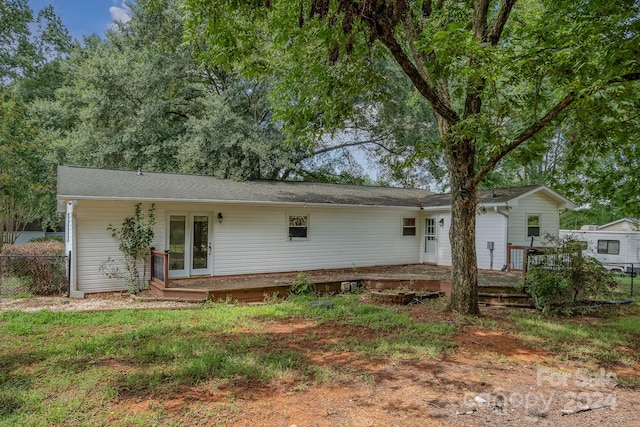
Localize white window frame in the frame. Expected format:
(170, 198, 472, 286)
(402, 217, 417, 236)
(287, 214, 309, 240)
(527, 214, 541, 237)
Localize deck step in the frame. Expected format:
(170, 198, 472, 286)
(479, 291, 533, 307)
(478, 292, 530, 298)
(149, 281, 208, 302)
(477, 285, 525, 295)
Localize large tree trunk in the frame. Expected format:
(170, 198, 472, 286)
(446, 136, 481, 315)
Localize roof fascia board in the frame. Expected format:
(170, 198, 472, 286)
(508, 186, 575, 209)
(56, 195, 424, 211)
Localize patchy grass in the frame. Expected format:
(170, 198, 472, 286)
(2, 293, 639, 425)
(507, 300, 640, 367)
(611, 274, 638, 298)
(0, 296, 456, 426)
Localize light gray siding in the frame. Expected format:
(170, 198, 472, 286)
(75, 200, 421, 292)
(75, 200, 163, 293)
(210, 204, 420, 276)
(425, 211, 506, 271)
(507, 192, 561, 246)
(476, 211, 507, 270)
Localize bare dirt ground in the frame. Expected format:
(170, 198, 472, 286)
(1, 273, 639, 426)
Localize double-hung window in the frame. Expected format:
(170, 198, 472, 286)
(288, 215, 308, 239)
(527, 214, 540, 237)
(402, 218, 416, 236)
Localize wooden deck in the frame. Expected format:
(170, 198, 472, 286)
(148, 264, 527, 305)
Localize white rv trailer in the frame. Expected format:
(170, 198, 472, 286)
(559, 226, 640, 272)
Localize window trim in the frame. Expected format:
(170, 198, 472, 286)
(527, 214, 541, 238)
(287, 214, 309, 240)
(402, 217, 417, 236)
(597, 239, 620, 255)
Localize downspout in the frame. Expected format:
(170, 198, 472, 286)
(68, 200, 84, 298)
(495, 206, 510, 271)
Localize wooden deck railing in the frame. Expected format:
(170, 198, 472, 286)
(506, 244, 550, 277)
(506, 243, 581, 277)
(150, 249, 169, 288)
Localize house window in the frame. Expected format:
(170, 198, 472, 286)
(597, 240, 620, 255)
(288, 215, 308, 239)
(527, 214, 540, 237)
(402, 218, 416, 236)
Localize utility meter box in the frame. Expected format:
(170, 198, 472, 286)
(487, 241, 494, 250)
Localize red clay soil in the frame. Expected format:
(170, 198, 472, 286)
(105, 301, 639, 427)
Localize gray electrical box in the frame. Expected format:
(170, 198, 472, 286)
(487, 241, 494, 250)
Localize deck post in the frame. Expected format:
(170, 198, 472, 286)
(506, 243, 512, 272)
(150, 250, 170, 288)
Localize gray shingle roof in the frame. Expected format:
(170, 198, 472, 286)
(57, 166, 432, 208)
(57, 166, 573, 209)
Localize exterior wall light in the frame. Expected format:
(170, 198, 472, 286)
(439, 218, 445, 227)
(217, 212, 223, 224)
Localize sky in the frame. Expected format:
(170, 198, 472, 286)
(27, 0, 132, 41)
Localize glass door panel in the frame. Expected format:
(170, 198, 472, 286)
(169, 215, 186, 276)
(192, 215, 209, 273)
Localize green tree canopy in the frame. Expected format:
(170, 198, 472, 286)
(0, 95, 53, 248)
(42, 0, 373, 182)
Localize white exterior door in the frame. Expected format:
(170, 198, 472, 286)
(168, 213, 212, 278)
(424, 217, 438, 263)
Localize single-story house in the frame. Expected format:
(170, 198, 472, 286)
(57, 165, 574, 297)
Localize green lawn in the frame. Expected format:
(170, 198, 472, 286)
(1, 294, 638, 426)
(0, 296, 456, 426)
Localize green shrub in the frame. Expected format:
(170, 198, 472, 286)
(290, 272, 316, 295)
(102, 204, 155, 294)
(1, 241, 67, 295)
(29, 236, 64, 243)
(524, 237, 617, 315)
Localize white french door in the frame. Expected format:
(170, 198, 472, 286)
(168, 213, 211, 278)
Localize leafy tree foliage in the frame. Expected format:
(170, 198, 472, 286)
(524, 236, 617, 315)
(0, 95, 53, 249)
(0, 2, 70, 244)
(182, 0, 640, 314)
(0, 1, 70, 81)
(560, 205, 626, 230)
(44, 0, 367, 182)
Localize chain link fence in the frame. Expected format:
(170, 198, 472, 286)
(602, 262, 637, 297)
(0, 254, 69, 296)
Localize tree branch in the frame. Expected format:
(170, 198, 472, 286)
(165, 110, 189, 120)
(473, 92, 576, 186)
(486, 0, 517, 46)
(473, 0, 489, 42)
(312, 137, 393, 156)
(375, 25, 460, 125)
(473, 69, 640, 185)
(487, 0, 517, 45)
